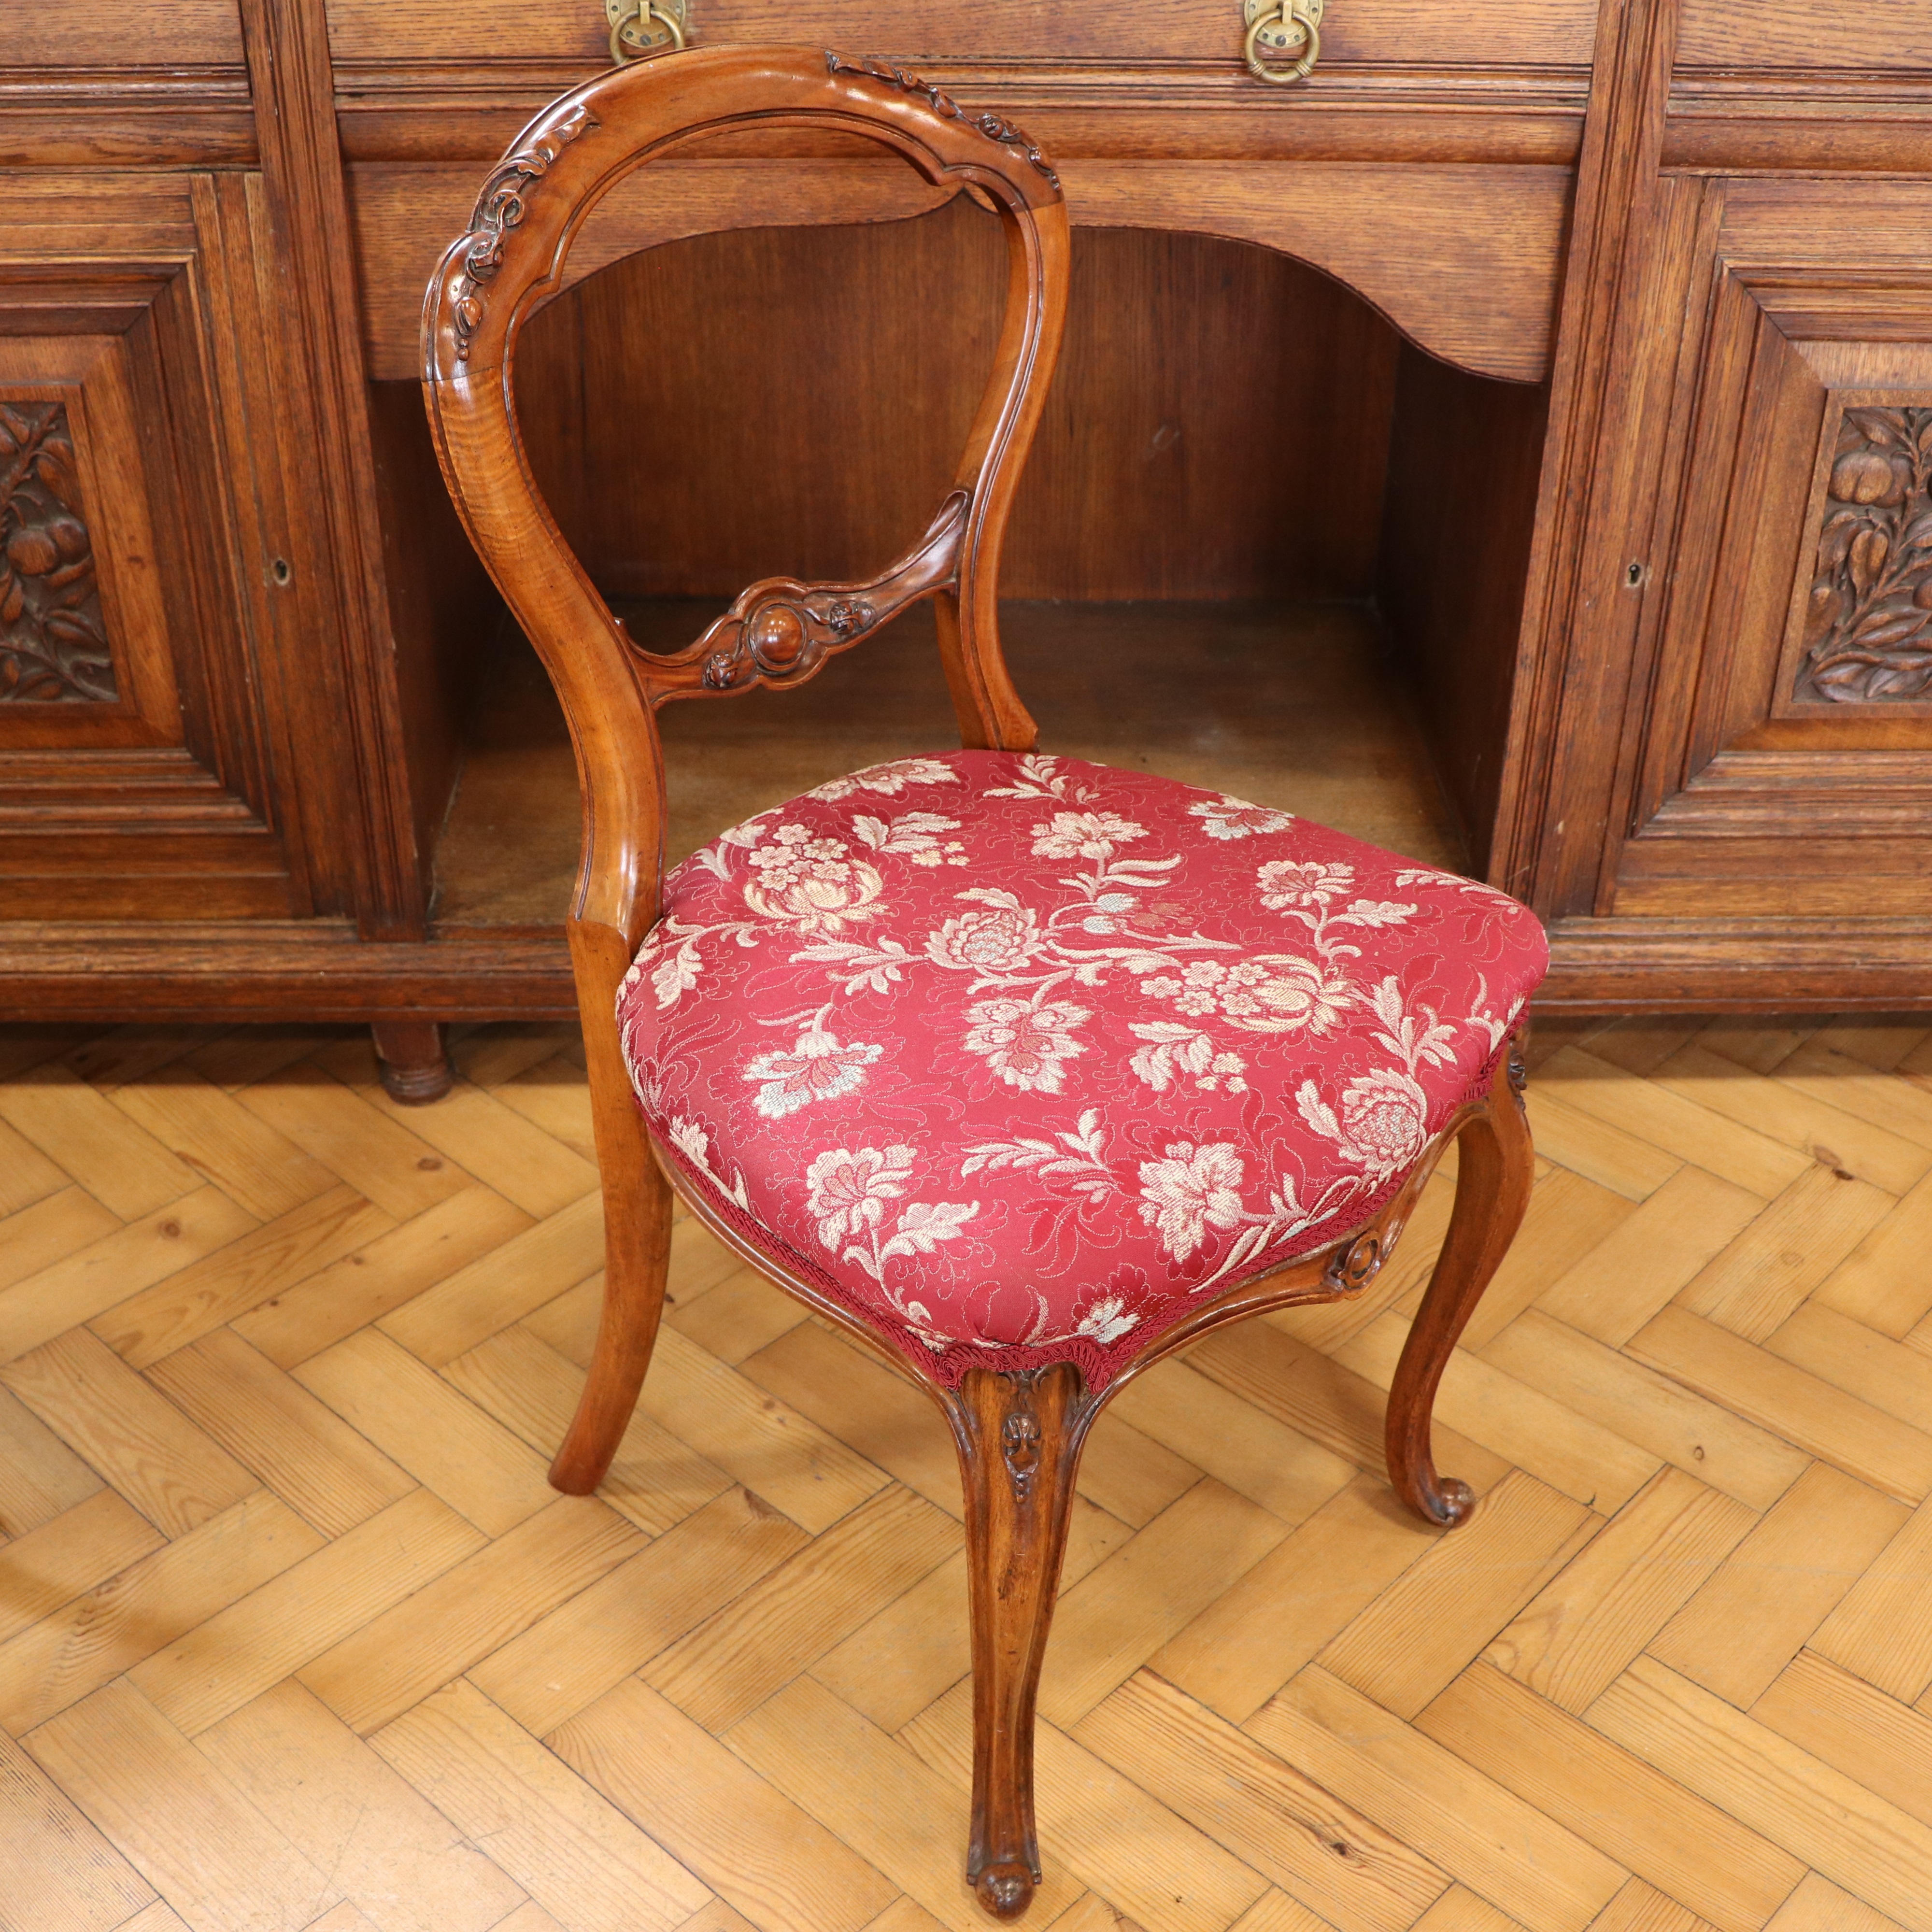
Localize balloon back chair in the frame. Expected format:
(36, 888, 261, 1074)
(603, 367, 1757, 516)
(422, 44, 1547, 1921)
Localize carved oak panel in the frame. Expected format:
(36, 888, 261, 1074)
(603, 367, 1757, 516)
(0, 399, 113, 702)
(1790, 399, 1932, 706)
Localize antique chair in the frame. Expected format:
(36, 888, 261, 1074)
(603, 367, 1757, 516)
(422, 44, 1545, 1920)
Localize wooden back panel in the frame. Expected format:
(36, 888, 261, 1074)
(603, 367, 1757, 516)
(422, 44, 1069, 956)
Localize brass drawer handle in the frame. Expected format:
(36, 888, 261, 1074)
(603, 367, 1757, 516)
(607, 0, 686, 63)
(1244, 0, 1323, 84)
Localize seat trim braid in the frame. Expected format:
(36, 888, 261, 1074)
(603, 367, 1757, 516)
(642, 1023, 1513, 1393)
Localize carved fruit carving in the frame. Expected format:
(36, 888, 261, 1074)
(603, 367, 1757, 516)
(0, 400, 114, 703)
(1794, 403, 1932, 704)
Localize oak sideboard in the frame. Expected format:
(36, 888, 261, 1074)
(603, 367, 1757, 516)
(3, 0, 1929, 1094)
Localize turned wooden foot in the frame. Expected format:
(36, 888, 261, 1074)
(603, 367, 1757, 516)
(549, 922, 673, 1495)
(370, 1020, 454, 1104)
(1386, 1031, 1534, 1526)
(949, 1363, 1094, 1919)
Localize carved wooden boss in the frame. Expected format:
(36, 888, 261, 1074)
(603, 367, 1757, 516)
(423, 45, 1535, 1920)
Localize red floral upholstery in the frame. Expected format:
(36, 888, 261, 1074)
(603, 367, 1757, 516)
(619, 751, 1546, 1388)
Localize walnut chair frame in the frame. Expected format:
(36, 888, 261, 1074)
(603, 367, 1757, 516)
(422, 44, 1535, 1921)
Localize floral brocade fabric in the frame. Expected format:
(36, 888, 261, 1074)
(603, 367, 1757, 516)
(618, 751, 1547, 1389)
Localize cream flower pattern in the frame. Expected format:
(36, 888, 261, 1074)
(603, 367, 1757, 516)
(1141, 954, 1351, 1036)
(742, 1030, 882, 1119)
(1296, 977, 1467, 1180)
(1031, 810, 1146, 862)
(852, 810, 968, 867)
(804, 1143, 978, 1319)
(808, 757, 961, 802)
(1298, 1067, 1429, 1177)
(1258, 858, 1355, 908)
(805, 1143, 917, 1248)
(1137, 1142, 1246, 1259)
(964, 997, 1091, 1093)
(926, 901, 1047, 974)
(1190, 794, 1295, 840)
(1072, 1292, 1140, 1344)
(741, 825, 885, 935)
(620, 749, 1548, 1388)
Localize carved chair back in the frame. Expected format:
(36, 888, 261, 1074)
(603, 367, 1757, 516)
(421, 45, 1070, 978)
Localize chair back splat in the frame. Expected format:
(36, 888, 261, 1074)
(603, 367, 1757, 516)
(424, 45, 1546, 1924)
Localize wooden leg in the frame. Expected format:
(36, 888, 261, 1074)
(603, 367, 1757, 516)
(950, 1363, 1094, 1920)
(549, 922, 672, 1495)
(370, 1020, 453, 1104)
(550, 1139, 671, 1493)
(1385, 1034, 1534, 1527)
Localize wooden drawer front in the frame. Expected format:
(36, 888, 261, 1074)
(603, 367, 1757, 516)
(1680, 1, 1932, 72)
(352, 154, 1563, 385)
(327, 0, 1597, 72)
(1605, 179, 1932, 925)
(3, 0, 242, 67)
(0, 176, 304, 923)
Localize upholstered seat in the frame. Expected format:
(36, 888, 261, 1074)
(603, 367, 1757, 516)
(620, 749, 1546, 1385)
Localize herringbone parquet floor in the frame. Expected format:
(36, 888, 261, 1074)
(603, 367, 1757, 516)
(4, 1010, 1932, 1932)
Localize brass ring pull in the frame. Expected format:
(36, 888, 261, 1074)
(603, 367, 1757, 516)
(1244, 0, 1322, 84)
(609, 0, 684, 64)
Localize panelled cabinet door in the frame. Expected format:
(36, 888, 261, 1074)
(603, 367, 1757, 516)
(1610, 179, 1932, 925)
(0, 175, 309, 922)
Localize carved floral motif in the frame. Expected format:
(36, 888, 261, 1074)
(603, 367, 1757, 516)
(0, 401, 114, 703)
(824, 53, 1060, 189)
(451, 102, 600, 362)
(1794, 403, 1932, 704)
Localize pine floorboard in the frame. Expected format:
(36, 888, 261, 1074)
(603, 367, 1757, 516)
(2, 1009, 1930, 1932)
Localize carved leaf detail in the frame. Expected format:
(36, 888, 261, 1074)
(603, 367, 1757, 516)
(0, 399, 114, 703)
(824, 53, 1060, 189)
(449, 103, 600, 363)
(1795, 402, 1932, 705)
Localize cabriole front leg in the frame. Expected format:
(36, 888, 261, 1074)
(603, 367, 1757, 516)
(951, 1362, 1093, 1920)
(1385, 1032, 1535, 1526)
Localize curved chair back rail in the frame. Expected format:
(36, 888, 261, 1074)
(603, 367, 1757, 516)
(422, 43, 1069, 959)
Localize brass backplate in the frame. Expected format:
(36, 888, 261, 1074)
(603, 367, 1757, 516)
(605, 0, 688, 62)
(1243, 0, 1324, 57)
